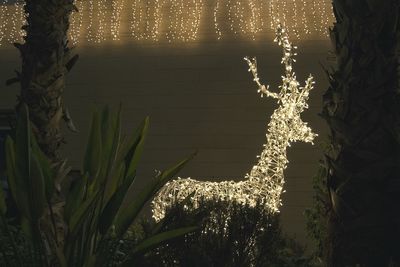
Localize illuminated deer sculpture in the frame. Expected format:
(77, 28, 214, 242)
(152, 24, 317, 221)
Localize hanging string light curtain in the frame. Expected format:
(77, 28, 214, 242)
(0, 0, 333, 45)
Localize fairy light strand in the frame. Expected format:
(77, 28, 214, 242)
(96, 0, 107, 43)
(151, 24, 317, 221)
(300, 0, 309, 35)
(69, 0, 84, 44)
(8, 2, 18, 43)
(86, 0, 95, 42)
(0, 0, 334, 44)
(292, 0, 300, 39)
(130, 0, 140, 39)
(0, 0, 7, 46)
(213, 0, 222, 40)
(111, 0, 124, 40)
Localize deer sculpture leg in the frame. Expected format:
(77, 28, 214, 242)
(152, 24, 317, 222)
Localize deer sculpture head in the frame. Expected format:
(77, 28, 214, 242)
(244, 23, 316, 147)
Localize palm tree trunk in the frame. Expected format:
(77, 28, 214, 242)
(12, 0, 78, 162)
(322, 0, 400, 266)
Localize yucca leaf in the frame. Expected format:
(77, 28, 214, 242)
(95, 106, 111, 183)
(98, 173, 135, 235)
(113, 152, 195, 238)
(5, 136, 30, 220)
(68, 188, 100, 236)
(100, 106, 113, 162)
(30, 130, 54, 202)
(156, 152, 196, 191)
(29, 154, 46, 221)
(122, 116, 149, 180)
(0, 181, 6, 215)
(100, 106, 122, 203)
(64, 174, 88, 222)
(83, 109, 102, 180)
(5, 137, 18, 205)
(15, 104, 30, 187)
(54, 245, 68, 267)
(20, 216, 33, 241)
(104, 162, 125, 206)
(121, 226, 197, 266)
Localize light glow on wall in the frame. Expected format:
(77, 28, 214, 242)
(151, 24, 317, 221)
(0, 0, 333, 45)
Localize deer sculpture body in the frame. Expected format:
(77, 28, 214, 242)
(152, 25, 317, 221)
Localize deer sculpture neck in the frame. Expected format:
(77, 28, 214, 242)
(152, 24, 316, 221)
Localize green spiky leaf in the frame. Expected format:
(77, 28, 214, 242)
(64, 174, 88, 222)
(29, 153, 46, 221)
(124, 116, 149, 180)
(68, 188, 100, 236)
(83, 109, 102, 180)
(0, 181, 6, 215)
(114, 152, 195, 238)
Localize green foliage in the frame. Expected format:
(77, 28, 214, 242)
(0, 219, 35, 267)
(304, 158, 329, 262)
(130, 199, 318, 267)
(0, 105, 195, 266)
(0, 184, 6, 216)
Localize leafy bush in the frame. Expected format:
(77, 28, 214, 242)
(304, 145, 331, 263)
(304, 162, 329, 261)
(131, 199, 318, 267)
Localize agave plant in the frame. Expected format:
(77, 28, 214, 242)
(322, 0, 400, 265)
(0, 105, 196, 266)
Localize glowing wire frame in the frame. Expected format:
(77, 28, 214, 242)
(152, 24, 317, 221)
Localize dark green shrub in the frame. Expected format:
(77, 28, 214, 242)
(132, 199, 317, 267)
(304, 159, 329, 263)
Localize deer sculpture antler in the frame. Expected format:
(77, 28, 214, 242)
(152, 24, 317, 221)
